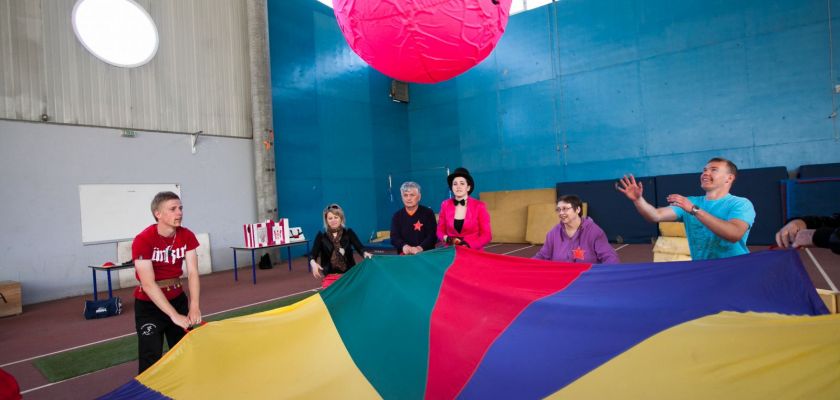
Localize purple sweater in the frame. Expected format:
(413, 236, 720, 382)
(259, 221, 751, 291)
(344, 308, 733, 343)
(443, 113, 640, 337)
(533, 217, 619, 264)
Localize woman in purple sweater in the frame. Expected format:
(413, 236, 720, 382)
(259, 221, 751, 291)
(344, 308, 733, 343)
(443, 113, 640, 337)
(533, 195, 619, 264)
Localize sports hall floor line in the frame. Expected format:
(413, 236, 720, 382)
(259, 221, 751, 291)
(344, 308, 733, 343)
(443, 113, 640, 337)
(19, 368, 102, 395)
(502, 245, 535, 255)
(0, 332, 135, 369)
(484, 243, 503, 249)
(0, 288, 319, 369)
(614, 244, 629, 251)
(805, 248, 838, 292)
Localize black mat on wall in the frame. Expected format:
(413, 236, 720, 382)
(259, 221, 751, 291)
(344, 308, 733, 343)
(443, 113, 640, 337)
(783, 178, 840, 221)
(797, 162, 840, 178)
(556, 177, 658, 244)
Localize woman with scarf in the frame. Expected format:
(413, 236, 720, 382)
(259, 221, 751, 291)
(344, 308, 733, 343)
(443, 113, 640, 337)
(309, 204, 372, 288)
(533, 194, 619, 264)
(437, 167, 493, 251)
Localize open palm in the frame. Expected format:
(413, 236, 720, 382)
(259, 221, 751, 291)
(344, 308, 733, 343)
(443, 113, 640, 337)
(616, 174, 643, 201)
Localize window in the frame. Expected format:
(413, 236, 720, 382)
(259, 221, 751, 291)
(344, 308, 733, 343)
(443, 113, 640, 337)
(510, 0, 554, 15)
(71, 0, 159, 68)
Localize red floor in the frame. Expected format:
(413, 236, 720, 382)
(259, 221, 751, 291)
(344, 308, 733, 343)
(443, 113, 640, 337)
(1, 245, 837, 399)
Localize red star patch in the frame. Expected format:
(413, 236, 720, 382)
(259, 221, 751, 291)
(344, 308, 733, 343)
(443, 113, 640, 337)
(413, 221, 423, 231)
(572, 247, 585, 260)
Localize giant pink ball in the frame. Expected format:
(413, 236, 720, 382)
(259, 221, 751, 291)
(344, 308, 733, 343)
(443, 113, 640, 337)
(333, 0, 512, 84)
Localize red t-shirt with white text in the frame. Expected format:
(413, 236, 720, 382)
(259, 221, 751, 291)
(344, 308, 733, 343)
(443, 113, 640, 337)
(132, 224, 199, 301)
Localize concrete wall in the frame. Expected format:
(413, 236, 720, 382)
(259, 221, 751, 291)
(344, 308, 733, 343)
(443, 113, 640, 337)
(268, 0, 410, 249)
(0, 120, 256, 304)
(408, 0, 840, 195)
(269, 0, 840, 234)
(0, 0, 253, 138)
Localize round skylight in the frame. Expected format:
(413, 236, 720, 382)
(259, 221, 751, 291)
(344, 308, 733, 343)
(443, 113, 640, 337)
(71, 0, 159, 68)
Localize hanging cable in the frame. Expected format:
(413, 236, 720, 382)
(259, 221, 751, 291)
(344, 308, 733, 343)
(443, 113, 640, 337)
(548, 0, 567, 165)
(388, 174, 393, 202)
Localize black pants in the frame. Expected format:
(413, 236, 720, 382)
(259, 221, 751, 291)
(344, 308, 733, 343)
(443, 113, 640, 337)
(135, 293, 188, 374)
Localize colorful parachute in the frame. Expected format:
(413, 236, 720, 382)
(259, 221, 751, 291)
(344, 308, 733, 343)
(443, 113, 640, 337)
(104, 247, 839, 399)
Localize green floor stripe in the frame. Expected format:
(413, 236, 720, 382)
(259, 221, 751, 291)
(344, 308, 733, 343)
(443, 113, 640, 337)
(33, 291, 316, 383)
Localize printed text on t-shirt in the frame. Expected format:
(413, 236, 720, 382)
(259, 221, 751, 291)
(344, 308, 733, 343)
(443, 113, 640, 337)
(152, 245, 187, 263)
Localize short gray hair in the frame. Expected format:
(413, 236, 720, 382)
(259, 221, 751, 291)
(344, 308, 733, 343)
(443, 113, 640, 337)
(400, 181, 421, 194)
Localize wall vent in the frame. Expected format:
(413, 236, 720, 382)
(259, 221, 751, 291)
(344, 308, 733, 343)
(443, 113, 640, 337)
(390, 80, 409, 103)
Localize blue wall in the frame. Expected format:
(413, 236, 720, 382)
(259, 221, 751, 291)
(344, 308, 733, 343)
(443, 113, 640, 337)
(410, 0, 840, 195)
(270, 0, 840, 247)
(268, 0, 409, 253)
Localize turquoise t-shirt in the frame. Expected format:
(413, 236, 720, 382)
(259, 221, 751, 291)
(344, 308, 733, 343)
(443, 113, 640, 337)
(671, 194, 756, 260)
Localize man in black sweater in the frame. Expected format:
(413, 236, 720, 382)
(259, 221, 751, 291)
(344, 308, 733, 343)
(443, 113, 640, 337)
(391, 182, 438, 255)
(776, 214, 840, 254)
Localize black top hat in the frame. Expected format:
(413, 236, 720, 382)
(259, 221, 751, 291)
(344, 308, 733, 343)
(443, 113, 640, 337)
(447, 167, 475, 195)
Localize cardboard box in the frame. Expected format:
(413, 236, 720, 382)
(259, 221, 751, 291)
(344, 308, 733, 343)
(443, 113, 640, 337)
(0, 281, 22, 317)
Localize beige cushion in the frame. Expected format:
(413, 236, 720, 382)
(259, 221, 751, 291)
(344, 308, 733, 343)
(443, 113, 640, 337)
(653, 236, 691, 256)
(370, 230, 390, 243)
(489, 209, 528, 244)
(481, 188, 555, 243)
(659, 222, 687, 237)
(816, 289, 839, 314)
(525, 203, 557, 244)
(653, 252, 693, 262)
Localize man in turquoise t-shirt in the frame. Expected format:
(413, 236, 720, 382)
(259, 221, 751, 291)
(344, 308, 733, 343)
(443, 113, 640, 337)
(616, 157, 756, 260)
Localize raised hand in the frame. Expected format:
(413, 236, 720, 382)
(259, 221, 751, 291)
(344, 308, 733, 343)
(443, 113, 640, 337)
(615, 174, 643, 201)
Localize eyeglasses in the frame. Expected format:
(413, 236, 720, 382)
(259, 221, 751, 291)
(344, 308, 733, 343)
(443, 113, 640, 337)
(556, 206, 575, 213)
(327, 204, 341, 210)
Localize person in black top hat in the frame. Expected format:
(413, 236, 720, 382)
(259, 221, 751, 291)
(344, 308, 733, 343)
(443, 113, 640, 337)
(436, 167, 493, 250)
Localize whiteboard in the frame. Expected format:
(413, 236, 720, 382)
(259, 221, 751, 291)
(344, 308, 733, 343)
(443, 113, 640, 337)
(79, 184, 181, 244)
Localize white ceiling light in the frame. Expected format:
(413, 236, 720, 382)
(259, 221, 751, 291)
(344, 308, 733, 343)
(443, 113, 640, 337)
(72, 0, 159, 68)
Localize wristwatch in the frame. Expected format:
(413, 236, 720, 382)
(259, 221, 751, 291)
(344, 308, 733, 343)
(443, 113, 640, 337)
(689, 205, 700, 216)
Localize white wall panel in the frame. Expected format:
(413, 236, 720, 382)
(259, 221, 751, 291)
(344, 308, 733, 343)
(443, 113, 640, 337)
(0, 119, 257, 304)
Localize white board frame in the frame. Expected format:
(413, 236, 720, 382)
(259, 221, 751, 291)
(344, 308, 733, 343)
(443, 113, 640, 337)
(79, 183, 181, 244)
